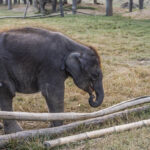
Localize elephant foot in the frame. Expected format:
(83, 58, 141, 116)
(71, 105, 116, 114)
(50, 120, 63, 127)
(3, 120, 23, 134)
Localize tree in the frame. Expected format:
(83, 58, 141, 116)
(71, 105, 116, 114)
(59, 0, 64, 17)
(5, 0, 8, 5)
(8, 0, 12, 10)
(106, 0, 113, 16)
(29, 0, 33, 5)
(129, 0, 133, 12)
(52, 0, 57, 12)
(24, 0, 27, 4)
(139, 0, 144, 9)
(14, 0, 17, 4)
(0, 0, 3, 4)
(72, 0, 77, 14)
(77, 0, 82, 4)
(63, 0, 67, 4)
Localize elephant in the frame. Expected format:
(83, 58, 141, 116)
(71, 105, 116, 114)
(34, 0, 57, 14)
(0, 27, 104, 134)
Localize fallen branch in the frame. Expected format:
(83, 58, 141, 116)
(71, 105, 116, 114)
(0, 14, 43, 19)
(0, 96, 149, 121)
(0, 105, 149, 147)
(23, 0, 30, 18)
(44, 118, 150, 148)
(0, 13, 64, 19)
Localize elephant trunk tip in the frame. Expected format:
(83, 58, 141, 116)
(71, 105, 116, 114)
(88, 93, 104, 108)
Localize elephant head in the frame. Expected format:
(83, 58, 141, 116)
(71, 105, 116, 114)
(62, 48, 104, 107)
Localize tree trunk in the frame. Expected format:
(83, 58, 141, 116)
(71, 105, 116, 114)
(29, 0, 32, 5)
(8, 0, 12, 10)
(129, 0, 133, 12)
(59, 0, 64, 17)
(5, 0, 8, 5)
(139, 0, 144, 9)
(14, 0, 17, 4)
(24, 0, 27, 4)
(106, 0, 113, 16)
(18, 0, 20, 4)
(77, 0, 81, 4)
(52, 0, 57, 12)
(0, 0, 3, 4)
(33, 0, 38, 8)
(63, 0, 67, 4)
(72, 0, 77, 14)
(94, 0, 97, 4)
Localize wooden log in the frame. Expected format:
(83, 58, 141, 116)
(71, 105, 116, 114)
(0, 105, 149, 147)
(0, 96, 149, 121)
(44, 118, 150, 148)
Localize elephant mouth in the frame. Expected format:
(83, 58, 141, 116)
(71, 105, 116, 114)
(86, 80, 104, 108)
(85, 82, 94, 96)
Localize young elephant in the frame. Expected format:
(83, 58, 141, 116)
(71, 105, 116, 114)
(0, 27, 104, 134)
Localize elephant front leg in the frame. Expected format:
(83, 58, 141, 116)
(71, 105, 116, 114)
(0, 88, 23, 134)
(41, 83, 65, 127)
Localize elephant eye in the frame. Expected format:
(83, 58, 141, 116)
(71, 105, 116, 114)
(90, 73, 99, 80)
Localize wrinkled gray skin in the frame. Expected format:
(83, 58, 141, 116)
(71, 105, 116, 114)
(0, 27, 104, 134)
(36, 0, 57, 14)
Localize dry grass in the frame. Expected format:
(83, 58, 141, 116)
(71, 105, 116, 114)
(0, 4, 150, 150)
(123, 9, 150, 20)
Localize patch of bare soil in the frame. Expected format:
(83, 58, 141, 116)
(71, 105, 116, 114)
(76, 3, 127, 15)
(135, 60, 150, 66)
(123, 9, 150, 19)
(12, 5, 37, 13)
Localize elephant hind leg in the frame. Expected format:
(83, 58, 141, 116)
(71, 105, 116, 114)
(0, 86, 22, 134)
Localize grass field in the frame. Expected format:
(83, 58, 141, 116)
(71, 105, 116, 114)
(0, 4, 150, 150)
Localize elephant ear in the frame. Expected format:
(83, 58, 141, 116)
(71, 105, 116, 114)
(78, 54, 88, 70)
(62, 52, 82, 79)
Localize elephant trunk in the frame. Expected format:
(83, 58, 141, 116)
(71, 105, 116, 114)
(88, 78, 104, 108)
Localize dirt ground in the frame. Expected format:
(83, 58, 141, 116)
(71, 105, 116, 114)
(123, 9, 150, 20)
